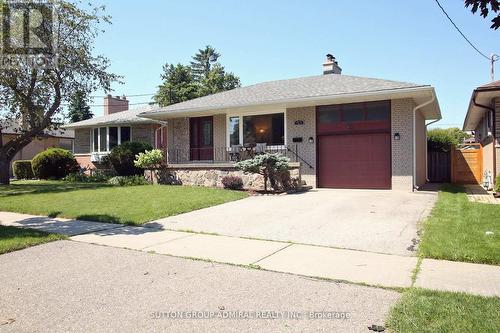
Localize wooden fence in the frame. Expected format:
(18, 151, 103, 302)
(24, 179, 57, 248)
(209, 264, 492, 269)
(427, 151, 451, 183)
(451, 144, 483, 185)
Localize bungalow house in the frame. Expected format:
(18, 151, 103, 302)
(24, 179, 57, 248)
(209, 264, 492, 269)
(65, 55, 441, 191)
(138, 56, 441, 191)
(463, 80, 500, 188)
(63, 95, 166, 170)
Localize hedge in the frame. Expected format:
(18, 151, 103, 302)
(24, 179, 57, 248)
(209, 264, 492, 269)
(12, 160, 34, 179)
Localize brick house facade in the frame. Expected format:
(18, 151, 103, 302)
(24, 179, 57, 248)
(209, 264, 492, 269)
(66, 58, 440, 191)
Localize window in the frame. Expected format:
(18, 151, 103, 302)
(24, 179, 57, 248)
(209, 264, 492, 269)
(121, 127, 131, 143)
(229, 116, 240, 146)
(99, 127, 107, 152)
(317, 101, 390, 134)
(92, 126, 131, 152)
(93, 128, 99, 152)
(318, 106, 341, 124)
(342, 104, 364, 122)
(243, 113, 284, 145)
(228, 113, 285, 146)
(109, 127, 118, 150)
(366, 102, 390, 121)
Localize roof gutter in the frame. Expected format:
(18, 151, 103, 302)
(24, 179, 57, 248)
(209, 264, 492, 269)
(463, 87, 500, 130)
(413, 94, 436, 190)
(139, 86, 436, 119)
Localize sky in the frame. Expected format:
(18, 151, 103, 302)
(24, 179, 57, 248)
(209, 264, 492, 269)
(88, 0, 499, 129)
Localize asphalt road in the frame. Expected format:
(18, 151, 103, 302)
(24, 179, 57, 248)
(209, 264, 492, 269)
(0, 241, 400, 332)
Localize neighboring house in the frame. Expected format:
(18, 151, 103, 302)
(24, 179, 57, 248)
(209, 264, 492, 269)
(463, 80, 500, 187)
(63, 95, 166, 170)
(137, 55, 441, 191)
(1, 121, 74, 175)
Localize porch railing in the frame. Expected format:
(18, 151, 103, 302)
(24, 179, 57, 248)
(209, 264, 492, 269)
(164, 145, 314, 169)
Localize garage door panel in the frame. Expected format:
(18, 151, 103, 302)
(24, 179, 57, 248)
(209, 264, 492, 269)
(318, 133, 391, 189)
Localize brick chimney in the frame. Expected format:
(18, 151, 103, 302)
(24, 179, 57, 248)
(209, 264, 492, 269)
(323, 54, 342, 75)
(104, 95, 129, 115)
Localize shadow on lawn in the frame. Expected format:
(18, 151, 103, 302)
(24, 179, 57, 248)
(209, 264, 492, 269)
(0, 182, 112, 197)
(4, 216, 166, 238)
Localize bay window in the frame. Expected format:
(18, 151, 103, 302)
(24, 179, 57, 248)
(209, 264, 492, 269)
(228, 113, 285, 146)
(91, 126, 131, 152)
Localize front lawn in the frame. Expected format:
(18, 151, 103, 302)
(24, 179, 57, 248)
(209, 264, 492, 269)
(0, 180, 248, 225)
(0, 225, 65, 254)
(419, 184, 500, 265)
(386, 288, 500, 332)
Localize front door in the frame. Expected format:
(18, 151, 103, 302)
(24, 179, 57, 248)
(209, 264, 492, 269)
(190, 116, 214, 161)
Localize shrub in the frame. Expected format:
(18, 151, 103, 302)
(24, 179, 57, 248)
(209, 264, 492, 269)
(32, 148, 79, 179)
(221, 175, 244, 190)
(63, 170, 110, 183)
(108, 141, 152, 176)
(235, 153, 290, 192)
(428, 128, 472, 152)
(108, 175, 149, 186)
(134, 149, 164, 170)
(495, 174, 500, 193)
(12, 160, 34, 179)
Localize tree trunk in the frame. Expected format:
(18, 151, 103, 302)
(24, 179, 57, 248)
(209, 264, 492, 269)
(0, 155, 11, 185)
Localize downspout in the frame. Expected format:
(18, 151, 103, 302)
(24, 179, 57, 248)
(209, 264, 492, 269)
(413, 95, 436, 190)
(425, 118, 441, 182)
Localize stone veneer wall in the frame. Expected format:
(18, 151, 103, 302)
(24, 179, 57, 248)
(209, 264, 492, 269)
(286, 107, 316, 187)
(131, 124, 155, 146)
(152, 167, 300, 191)
(167, 118, 190, 162)
(213, 114, 226, 161)
(391, 98, 415, 191)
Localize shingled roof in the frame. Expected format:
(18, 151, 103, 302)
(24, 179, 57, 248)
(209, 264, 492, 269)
(63, 105, 158, 129)
(143, 74, 428, 115)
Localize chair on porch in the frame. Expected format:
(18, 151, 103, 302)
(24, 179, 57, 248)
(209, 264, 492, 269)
(229, 145, 242, 162)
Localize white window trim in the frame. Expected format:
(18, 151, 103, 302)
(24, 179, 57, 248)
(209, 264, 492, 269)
(225, 109, 287, 148)
(91, 126, 132, 153)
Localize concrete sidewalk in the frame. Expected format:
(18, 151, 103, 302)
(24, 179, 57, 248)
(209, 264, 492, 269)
(2, 212, 500, 296)
(0, 241, 399, 333)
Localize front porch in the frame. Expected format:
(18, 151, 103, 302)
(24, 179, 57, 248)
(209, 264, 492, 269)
(161, 109, 317, 187)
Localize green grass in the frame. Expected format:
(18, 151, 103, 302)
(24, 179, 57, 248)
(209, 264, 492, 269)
(419, 184, 500, 265)
(386, 288, 500, 333)
(0, 180, 248, 225)
(0, 225, 65, 254)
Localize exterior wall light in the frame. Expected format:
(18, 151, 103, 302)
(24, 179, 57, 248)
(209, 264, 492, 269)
(394, 133, 400, 141)
(308, 137, 315, 143)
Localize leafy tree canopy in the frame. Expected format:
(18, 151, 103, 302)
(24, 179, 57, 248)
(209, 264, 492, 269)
(154, 45, 241, 107)
(67, 90, 93, 123)
(154, 64, 198, 106)
(428, 127, 472, 152)
(0, 0, 120, 184)
(465, 0, 500, 30)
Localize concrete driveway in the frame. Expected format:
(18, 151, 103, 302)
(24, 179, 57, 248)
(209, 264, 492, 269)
(151, 189, 437, 256)
(0, 241, 399, 332)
